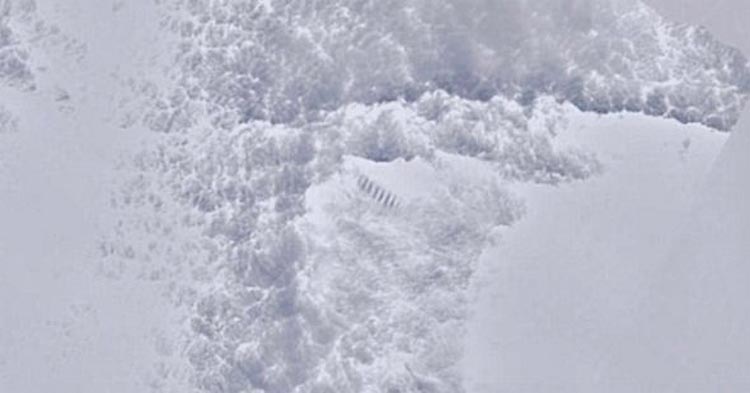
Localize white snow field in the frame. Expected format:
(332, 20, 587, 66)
(1, 0, 749, 392)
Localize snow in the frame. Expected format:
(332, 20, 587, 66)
(298, 149, 519, 392)
(1, 1, 748, 392)
(348, 156, 442, 201)
(0, 1, 184, 392)
(639, 106, 750, 390)
(462, 110, 727, 392)
(153, 0, 750, 130)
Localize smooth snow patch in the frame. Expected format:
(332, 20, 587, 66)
(462, 111, 726, 392)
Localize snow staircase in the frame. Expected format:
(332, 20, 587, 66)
(356, 174, 399, 208)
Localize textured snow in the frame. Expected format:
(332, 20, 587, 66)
(107, 94, 596, 392)
(1, 1, 748, 392)
(102, 1, 750, 392)
(145, 0, 750, 131)
(0, 0, 35, 90)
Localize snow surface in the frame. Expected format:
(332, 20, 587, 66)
(463, 3, 750, 391)
(1, 1, 749, 392)
(0, 1, 186, 392)
(151, 0, 750, 130)
(635, 106, 750, 391)
(106, 93, 581, 393)
(462, 109, 727, 392)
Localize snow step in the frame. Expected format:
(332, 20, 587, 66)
(356, 175, 399, 208)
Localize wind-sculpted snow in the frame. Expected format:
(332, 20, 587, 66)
(106, 93, 601, 392)
(150, 0, 750, 132)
